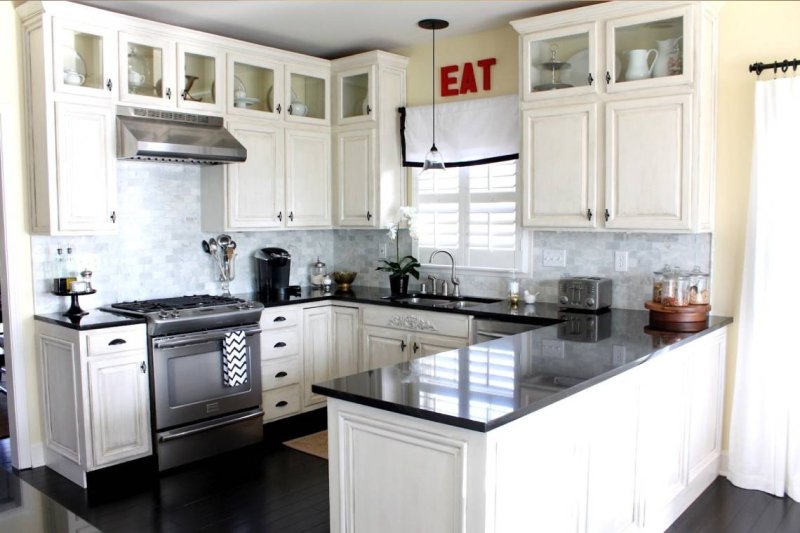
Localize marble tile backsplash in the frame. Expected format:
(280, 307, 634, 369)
(30, 163, 711, 313)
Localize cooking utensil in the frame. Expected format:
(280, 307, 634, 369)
(208, 238, 219, 255)
(202, 240, 211, 254)
(217, 234, 232, 248)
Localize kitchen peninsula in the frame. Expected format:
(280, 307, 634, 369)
(313, 308, 732, 533)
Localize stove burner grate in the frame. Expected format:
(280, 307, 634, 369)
(111, 294, 244, 314)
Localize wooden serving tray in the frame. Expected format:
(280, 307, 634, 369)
(645, 300, 711, 324)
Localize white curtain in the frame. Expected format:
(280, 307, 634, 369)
(728, 76, 800, 502)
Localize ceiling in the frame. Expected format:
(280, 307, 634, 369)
(77, 1, 588, 59)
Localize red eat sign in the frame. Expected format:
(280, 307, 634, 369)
(440, 58, 497, 97)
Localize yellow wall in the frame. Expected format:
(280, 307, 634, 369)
(396, 1, 800, 453)
(0, 2, 41, 459)
(393, 25, 519, 106)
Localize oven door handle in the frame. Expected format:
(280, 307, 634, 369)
(154, 325, 262, 349)
(158, 409, 265, 443)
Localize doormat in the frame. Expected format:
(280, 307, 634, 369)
(283, 430, 328, 460)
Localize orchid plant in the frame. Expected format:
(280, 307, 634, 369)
(376, 206, 421, 280)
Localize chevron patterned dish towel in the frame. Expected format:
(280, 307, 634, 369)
(222, 330, 248, 387)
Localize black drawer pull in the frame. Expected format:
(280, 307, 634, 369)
(274, 342, 287, 348)
(108, 338, 127, 346)
(273, 316, 286, 322)
(275, 371, 288, 378)
(275, 400, 288, 407)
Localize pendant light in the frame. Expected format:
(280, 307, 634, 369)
(418, 18, 449, 174)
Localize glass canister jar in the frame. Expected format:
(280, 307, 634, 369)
(688, 266, 710, 304)
(310, 257, 327, 288)
(651, 265, 674, 303)
(661, 270, 690, 307)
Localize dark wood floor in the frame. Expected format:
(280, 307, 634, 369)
(2, 419, 799, 533)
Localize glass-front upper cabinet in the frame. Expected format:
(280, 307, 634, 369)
(336, 66, 375, 125)
(522, 23, 598, 101)
(606, 5, 693, 92)
(285, 67, 329, 124)
(118, 32, 175, 107)
(178, 43, 225, 113)
(53, 19, 116, 98)
(227, 54, 284, 120)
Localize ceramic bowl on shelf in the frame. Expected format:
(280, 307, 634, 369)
(332, 271, 357, 290)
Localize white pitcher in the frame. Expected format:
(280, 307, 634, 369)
(653, 37, 683, 78)
(624, 48, 659, 81)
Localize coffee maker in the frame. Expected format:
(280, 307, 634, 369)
(255, 247, 301, 299)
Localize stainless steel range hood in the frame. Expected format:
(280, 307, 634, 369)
(116, 106, 246, 164)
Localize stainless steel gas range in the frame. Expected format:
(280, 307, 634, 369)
(106, 294, 265, 471)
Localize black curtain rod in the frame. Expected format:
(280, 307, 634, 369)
(748, 58, 799, 75)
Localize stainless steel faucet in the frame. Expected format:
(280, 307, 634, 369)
(428, 250, 461, 297)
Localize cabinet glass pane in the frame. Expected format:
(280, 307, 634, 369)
(342, 73, 369, 118)
(615, 16, 683, 82)
(529, 32, 590, 92)
(62, 30, 103, 89)
(233, 62, 275, 112)
(127, 43, 164, 98)
(184, 52, 216, 104)
(290, 73, 326, 119)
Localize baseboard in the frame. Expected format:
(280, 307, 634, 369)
(30, 442, 45, 468)
(720, 450, 729, 477)
(648, 454, 721, 532)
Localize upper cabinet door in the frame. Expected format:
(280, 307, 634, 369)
(335, 128, 377, 227)
(522, 103, 597, 228)
(118, 31, 176, 107)
(227, 54, 284, 120)
(335, 66, 376, 125)
(52, 19, 116, 98)
(285, 66, 330, 125)
(605, 94, 691, 231)
(606, 5, 693, 93)
(177, 43, 225, 113)
(522, 23, 598, 102)
(285, 128, 331, 227)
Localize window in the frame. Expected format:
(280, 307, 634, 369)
(415, 160, 520, 271)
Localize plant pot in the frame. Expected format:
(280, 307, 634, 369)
(389, 274, 409, 295)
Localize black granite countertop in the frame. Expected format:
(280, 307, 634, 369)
(34, 309, 146, 330)
(312, 309, 733, 432)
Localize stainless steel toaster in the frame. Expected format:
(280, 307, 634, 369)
(558, 277, 612, 311)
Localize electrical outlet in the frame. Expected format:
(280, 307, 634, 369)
(378, 244, 387, 259)
(614, 251, 629, 272)
(542, 339, 565, 358)
(612, 345, 627, 366)
(542, 248, 566, 267)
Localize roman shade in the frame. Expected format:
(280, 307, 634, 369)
(400, 94, 519, 168)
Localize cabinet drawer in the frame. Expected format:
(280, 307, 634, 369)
(261, 308, 301, 330)
(262, 328, 301, 359)
(86, 325, 147, 356)
(262, 385, 301, 421)
(262, 356, 300, 390)
(361, 305, 471, 339)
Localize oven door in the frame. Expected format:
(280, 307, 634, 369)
(152, 324, 262, 430)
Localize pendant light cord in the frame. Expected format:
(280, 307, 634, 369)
(431, 26, 436, 148)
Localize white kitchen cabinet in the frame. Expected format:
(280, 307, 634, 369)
(118, 31, 225, 113)
(223, 119, 285, 229)
(53, 101, 118, 233)
(227, 53, 284, 120)
(37, 321, 151, 488)
(52, 18, 117, 98)
(286, 128, 332, 227)
(412, 332, 469, 359)
(522, 103, 598, 228)
(512, 1, 719, 233)
(20, 6, 119, 235)
(86, 352, 151, 468)
(605, 94, 692, 230)
(285, 65, 330, 125)
(332, 52, 408, 229)
(302, 305, 360, 407)
(362, 325, 411, 371)
(260, 305, 304, 421)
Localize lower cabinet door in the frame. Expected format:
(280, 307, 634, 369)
(361, 326, 410, 371)
(412, 333, 469, 359)
(87, 352, 151, 467)
(303, 306, 333, 407)
(332, 306, 360, 378)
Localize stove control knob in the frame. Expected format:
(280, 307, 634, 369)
(559, 295, 569, 304)
(171, 310, 180, 318)
(158, 311, 169, 319)
(585, 298, 595, 308)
